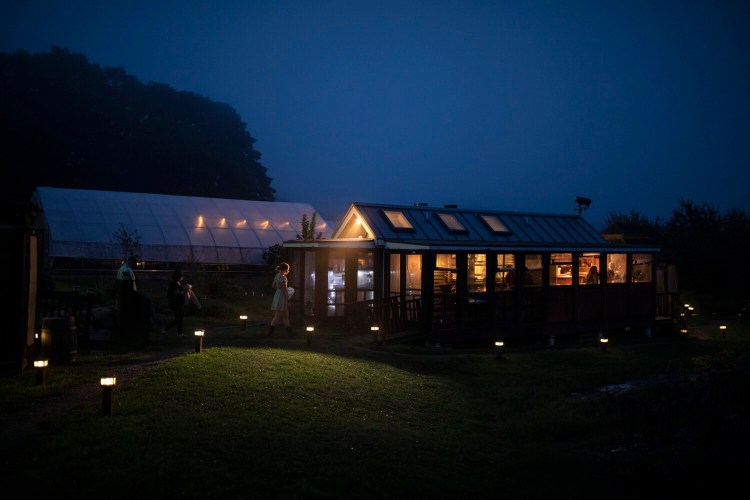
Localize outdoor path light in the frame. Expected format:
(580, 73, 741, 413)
(494, 341, 504, 360)
(306, 325, 314, 346)
(195, 329, 205, 353)
(600, 337, 609, 352)
(34, 359, 48, 385)
(371, 325, 382, 345)
(100, 376, 116, 416)
(239, 315, 247, 330)
(720, 325, 727, 338)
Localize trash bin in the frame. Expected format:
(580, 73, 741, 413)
(41, 316, 77, 362)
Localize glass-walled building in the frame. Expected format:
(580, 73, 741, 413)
(285, 202, 668, 344)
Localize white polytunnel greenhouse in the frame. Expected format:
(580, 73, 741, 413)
(32, 187, 333, 267)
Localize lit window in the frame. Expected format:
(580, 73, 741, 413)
(383, 210, 414, 230)
(479, 215, 511, 234)
(437, 213, 468, 233)
(550, 253, 573, 286)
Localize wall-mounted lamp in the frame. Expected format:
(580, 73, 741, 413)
(720, 325, 727, 338)
(194, 329, 205, 353)
(100, 376, 116, 416)
(239, 315, 248, 331)
(34, 359, 48, 385)
(494, 340, 504, 360)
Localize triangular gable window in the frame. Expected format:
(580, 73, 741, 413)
(479, 214, 511, 235)
(437, 213, 468, 233)
(382, 210, 415, 231)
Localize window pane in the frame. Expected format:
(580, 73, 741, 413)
(632, 253, 653, 283)
(327, 252, 346, 316)
(467, 253, 486, 296)
(389, 254, 400, 297)
(578, 253, 601, 285)
(495, 253, 516, 291)
(606, 254, 627, 283)
(524, 254, 542, 286)
(406, 254, 422, 297)
(550, 253, 573, 286)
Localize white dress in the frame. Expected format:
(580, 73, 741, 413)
(270, 272, 288, 311)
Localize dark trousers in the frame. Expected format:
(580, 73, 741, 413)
(164, 305, 185, 335)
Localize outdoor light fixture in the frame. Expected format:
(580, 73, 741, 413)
(100, 376, 116, 416)
(720, 325, 727, 338)
(371, 325, 383, 345)
(306, 325, 314, 346)
(34, 359, 48, 385)
(600, 337, 609, 352)
(239, 315, 248, 330)
(680, 328, 688, 338)
(494, 340, 504, 360)
(194, 329, 205, 353)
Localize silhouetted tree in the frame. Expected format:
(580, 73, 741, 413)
(296, 212, 323, 240)
(0, 47, 275, 203)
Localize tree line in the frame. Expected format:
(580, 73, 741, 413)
(0, 47, 275, 204)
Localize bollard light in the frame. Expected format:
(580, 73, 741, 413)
(239, 315, 248, 330)
(371, 325, 382, 346)
(194, 329, 205, 353)
(100, 376, 116, 416)
(720, 325, 727, 338)
(600, 337, 609, 352)
(306, 325, 314, 346)
(494, 340, 504, 360)
(34, 359, 48, 385)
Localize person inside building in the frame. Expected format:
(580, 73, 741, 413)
(586, 265, 600, 284)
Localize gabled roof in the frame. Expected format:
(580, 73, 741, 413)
(305, 202, 658, 252)
(33, 187, 332, 265)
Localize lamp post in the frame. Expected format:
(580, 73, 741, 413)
(239, 315, 248, 331)
(34, 359, 48, 385)
(100, 376, 116, 416)
(720, 325, 727, 338)
(194, 329, 205, 353)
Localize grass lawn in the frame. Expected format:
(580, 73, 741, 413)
(2, 273, 749, 498)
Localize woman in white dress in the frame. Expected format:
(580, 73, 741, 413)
(269, 262, 294, 336)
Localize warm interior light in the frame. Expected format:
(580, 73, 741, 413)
(194, 329, 205, 337)
(100, 377, 116, 386)
(197, 215, 205, 227)
(236, 219, 247, 227)
(34, 359, 48, 368)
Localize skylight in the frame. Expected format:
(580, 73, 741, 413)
(383, 210, 414, 230)
(437, 213, 468, 233)
(479, 214, 511, 234)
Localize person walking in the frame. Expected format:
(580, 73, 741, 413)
(269, 262, 294, 337)
(162, 269, 188, 336)
(115, 255, 139, 333)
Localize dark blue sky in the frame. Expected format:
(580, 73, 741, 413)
(3, 1, 749, 229)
